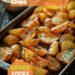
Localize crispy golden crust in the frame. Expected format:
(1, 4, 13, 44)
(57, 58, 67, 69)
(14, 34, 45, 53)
(22, 48, 49, 68)
(45, 55, 61, 71)
(0, 47, 13, 61)
(2, 3, 75, 73)
(3, 35, 20, 46)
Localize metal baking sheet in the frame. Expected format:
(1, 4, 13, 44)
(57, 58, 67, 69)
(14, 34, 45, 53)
(0, 6, 75, 75)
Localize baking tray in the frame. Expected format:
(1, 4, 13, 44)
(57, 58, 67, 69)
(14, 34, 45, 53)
(0, 6, 75, 75)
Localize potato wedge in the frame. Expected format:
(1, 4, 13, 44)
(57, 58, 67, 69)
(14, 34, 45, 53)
(21, 18, 40, 29)
(52, 11, 69, 25)
(38, 26, 50, 33)
(11, 44, 21, 58)
(51, 21, 69, 33)
(61, 40, 75, 51)
(52, 16, 67, 25)
(48, 41, 59, 56)
(56, 11, 69, 20)
(20, 29, 36, 40)
(69, 20, 75, 29)
(69, 10, 75, 19)
(22, 48, 49, 67)
(67, 1, 75, 10)
(0, 47, 13, 61)
(22, 48, 35, 62)
(31, 55, 49, 68)
(26, 45, 48, 57)
(29, 13, 38, 20)
(43, 8, 55, 17)
(20, 38, 39, 47)
(45, 55, 61, 71)
(63, 28, 73, 34)
(38, 13, 48, 23)
(3, 35, 20, 46)
(9, 28, 25, 37)
(38, 31, 59, 44)
(60, 34, 75, 44)
(38, 27, 60, 44)
(56, 48, 75, 64)
(44, 18, 53, 29)
(34, 7, 44, 13)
